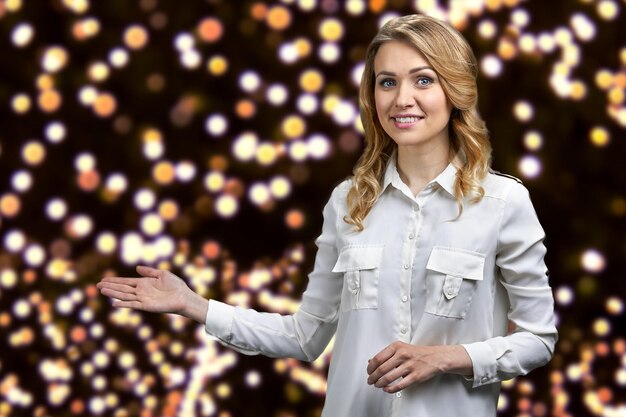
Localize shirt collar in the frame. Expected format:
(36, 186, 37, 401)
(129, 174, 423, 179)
(382, 149, 460, 198)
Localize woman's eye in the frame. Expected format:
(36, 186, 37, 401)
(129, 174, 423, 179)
(379, 79, 395, 88)
(416, 77, 432, 87)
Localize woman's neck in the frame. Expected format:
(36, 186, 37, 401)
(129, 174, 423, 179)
(396, 142, 450, 196)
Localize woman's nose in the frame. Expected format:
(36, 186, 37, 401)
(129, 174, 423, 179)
(394, 83, 415, 108)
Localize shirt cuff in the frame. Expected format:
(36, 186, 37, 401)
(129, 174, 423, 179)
(205, 299, 235, 342)
(461, 342, 499, 388)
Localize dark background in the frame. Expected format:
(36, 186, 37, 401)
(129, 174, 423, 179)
(0, 0, 624, 416)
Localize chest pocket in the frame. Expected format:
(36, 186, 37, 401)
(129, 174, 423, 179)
(425, 247, 485, 319)
(332, 245, 384, 312)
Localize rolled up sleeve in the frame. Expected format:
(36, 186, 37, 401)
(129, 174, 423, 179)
(462, 181, 558, 388)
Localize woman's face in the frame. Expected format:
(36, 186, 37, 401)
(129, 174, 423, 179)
(373, 40, 452, 152)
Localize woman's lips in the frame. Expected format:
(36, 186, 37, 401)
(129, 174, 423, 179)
(392, 115, 423, 128)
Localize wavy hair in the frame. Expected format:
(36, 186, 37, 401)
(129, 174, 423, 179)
(345, 14, 492, 231)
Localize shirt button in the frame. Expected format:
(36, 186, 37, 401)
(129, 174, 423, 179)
(408, 232, 415, 240)
(400, 328, 407, 334)
(396, 392, 402, 398)
(445, 287, 455, 297)
(413, 206, 420, 212)
(401, 295, 408, 302)
(403, 263, 410, 270)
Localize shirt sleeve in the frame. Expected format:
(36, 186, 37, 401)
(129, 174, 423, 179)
(203, 183, 344, 362)
(461, 181, 558, 388)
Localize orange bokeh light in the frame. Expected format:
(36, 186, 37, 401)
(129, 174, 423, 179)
(198, 17, 223, 42)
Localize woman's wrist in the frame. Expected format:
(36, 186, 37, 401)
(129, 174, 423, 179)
(182, 290, 210, 324)
(442, 345, 474, 377)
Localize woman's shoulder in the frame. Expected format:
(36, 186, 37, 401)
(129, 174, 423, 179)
(481, 169, 527, 201)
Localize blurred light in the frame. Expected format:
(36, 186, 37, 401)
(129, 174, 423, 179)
(597, 0, 619, 20)
(478, 19, 497, 39)
(78, 86, 98, 105)
(24, 244, 45, 267)
(141, 213, 164, 236)
(285, 209, 305, 229)
(0, 193, 21, 217)
(345, 0, 366, 15)
(269, 176, 291, 199)
(22, 141, 46, 165)
(555, 286, 574, 306)
(294, 37, 312, 58)
(589, 126, 610, 147)
(523, 131, 543, 150)
(581, 249, 606, 273)
(38, 89, 62, 113)
(42, 46, 69, 73)
(124, 25, 149, 50)
(332, 100, 357, 126)
(68, 214, 93, 238)
(134, 189, 156, 211)
(12, 170, 33, 192)
(158, 200, 179, 221)
(215, 195, 238, 218)
(319, 42, 340, 63)
(299, 69, 324, 93)
(75, 153, 96, 172)
(180, 49, 202, 69)
(11, 23, 34, 47)
(5, 230, 26, 252)
(266, 5, 291, 31)
(207, 55, 229, 75)
(297, 94, 319, 114)
(46, 198, 67, 220)
(307, 134, 331, 159)
(518, 155, 541, 178)
(289, 141, 308, 161)
(205, 113, 228, 137)
(232, 132, 259, 162)
(319, 18, 344, 41)
(537, 33, 556, 52)
(108, 48, 129, 68)
(1, 269, 18, 289)
(96, 232, 117, 254)
(606, 297, 624, 315)
(174, 32, 194, 51)
(282, 115, 306, 139)
(593, 318, 611, 337)
(511, 9, 530, 27)
(249, 183, 271, 206)
(153, 161, 176, 185)
(93, 93, 117, 117)
(175, 161, 196, 182)
(570, 13, 596, 42)
(481, 55, 503, 77)
(279, 43, 299, 64)
(235, 99, 256, 119)
(204, 172, 225, 192)
(513, 100, 534, 122)
(62, 0, 88, 14)
(239, 70, 261, 92)
(519, 34, 536, 53)
(11, 93, 31, 114)
(198, 17, 223, 43)
(267, 84, 289, 106)
(45, 121, 66, 143)
(88, 61, 110, 82)
(106, 173, 128, 193)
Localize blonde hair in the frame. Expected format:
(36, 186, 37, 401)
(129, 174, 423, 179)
(345, 14, 492, 231)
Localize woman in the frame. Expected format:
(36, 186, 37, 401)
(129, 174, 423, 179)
(98, 14, 557, 416)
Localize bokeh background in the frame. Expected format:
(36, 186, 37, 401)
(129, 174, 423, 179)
(0, 0, 625, 416)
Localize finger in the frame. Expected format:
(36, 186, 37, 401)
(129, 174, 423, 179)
(367, 355, 403, 385)
(99, 277, 138, 287)
(383, 373, 415, 393)
(100, 288, 138, 302)
(374, 364, 409, 389)
(96, 282, 136, 293)
(136, 265, 160, 278)
(367, 344, 397, 375)
(112, 300, 143, 310)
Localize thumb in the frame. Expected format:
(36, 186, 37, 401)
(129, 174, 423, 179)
(136, 265, 160, 278)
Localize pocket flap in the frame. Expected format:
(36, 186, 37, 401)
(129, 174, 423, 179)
(426, 247, 485, 280)
(332, 245, 384, 272)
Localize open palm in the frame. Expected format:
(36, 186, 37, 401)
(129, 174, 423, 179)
(97, 266, 191, 314)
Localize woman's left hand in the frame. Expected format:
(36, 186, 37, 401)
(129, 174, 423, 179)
(366, 341, 472, 393)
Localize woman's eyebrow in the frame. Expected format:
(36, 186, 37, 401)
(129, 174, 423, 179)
(375, 66, 434, 78)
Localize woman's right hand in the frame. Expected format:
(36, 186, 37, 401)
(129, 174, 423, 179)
(97, 265, 209, 323)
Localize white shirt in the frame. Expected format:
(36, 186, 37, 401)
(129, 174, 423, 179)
(204, 155, 558, 417)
